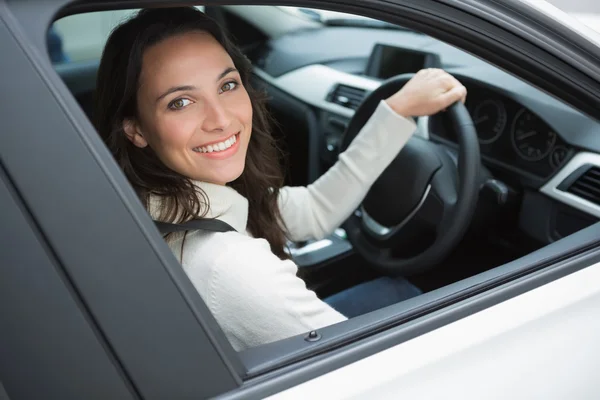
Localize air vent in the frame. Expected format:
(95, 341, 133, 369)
(327, 84, 366, 110)
(558, 164, 600, 206)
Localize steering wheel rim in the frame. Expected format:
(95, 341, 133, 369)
(340, 73, 481, 276)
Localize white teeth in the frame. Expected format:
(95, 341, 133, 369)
(194, 134, 238, 154)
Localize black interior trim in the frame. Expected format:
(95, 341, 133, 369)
(557, 164, 593, 191)
(251, 73, 321, 183)
(518, 190, 599, 243)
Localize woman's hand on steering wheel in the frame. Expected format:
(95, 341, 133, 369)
(384, 68, 467, 118)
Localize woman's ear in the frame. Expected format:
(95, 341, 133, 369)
(123, 119, 149, 148)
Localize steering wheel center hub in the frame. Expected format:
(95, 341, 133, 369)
(362, 137, 442, 228)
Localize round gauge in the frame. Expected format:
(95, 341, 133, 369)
(472, 99, 507, 144)
(511, 108, 557, 161)
(549, 145, 569, 169)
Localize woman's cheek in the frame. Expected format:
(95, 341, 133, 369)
(158, 112, 199, 146)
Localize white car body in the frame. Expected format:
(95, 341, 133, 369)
(272, 259, 600, 399)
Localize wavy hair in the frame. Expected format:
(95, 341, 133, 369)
(94, 7, 289, 259)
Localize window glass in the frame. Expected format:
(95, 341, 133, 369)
(50, 7, 205, 63)
(51, 10, 138, 63)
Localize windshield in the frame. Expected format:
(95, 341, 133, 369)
(279, 7, 373, 22)
(278, 6, 408, 30)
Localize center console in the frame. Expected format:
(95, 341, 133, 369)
(288, 229, 353, 268)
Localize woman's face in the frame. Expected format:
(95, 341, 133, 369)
(124, 31, 252, 185)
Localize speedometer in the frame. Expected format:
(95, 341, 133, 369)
(472, 99, 507, 144)
(511, 108, 557, 161)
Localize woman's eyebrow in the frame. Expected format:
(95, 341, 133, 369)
(217, 67, 238, 81)
(156, 85, 197, 103)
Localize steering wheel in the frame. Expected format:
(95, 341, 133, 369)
(339, 74, 481, 276)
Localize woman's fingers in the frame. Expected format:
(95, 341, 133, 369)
(385, 69, 467, 117)
(446, 74, 467, 104)
(439, 85, 468, 108)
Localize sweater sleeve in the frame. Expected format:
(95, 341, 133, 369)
(205, 235, 346, 350)
(278, 100, 417, 242)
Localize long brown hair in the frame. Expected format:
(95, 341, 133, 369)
(94, 7, 289, 259)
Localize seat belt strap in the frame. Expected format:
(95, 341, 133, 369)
(154, 219, 236, 234)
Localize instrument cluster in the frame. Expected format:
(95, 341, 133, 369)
(429, 84, 573, 178)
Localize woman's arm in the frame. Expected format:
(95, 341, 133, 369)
(194, 234, 347, 350)
(278, 100, 415, 242)
(278, 69, 467, 242)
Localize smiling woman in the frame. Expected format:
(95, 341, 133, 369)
(93, 6, 467, 351)
(94, 8, 291, 260)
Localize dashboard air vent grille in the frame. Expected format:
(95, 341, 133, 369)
(327, 84, 366, 110)
(562, 165, 600, 206)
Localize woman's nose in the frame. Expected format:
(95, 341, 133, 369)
(202, 98, 231, 132)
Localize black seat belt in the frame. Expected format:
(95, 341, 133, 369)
(154, 219, 236, 235)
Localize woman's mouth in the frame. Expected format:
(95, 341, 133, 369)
(192, 133, 240, 159)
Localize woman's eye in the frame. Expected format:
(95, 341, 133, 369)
(219, 81, 238, 93)
(169, 98, 192, 110)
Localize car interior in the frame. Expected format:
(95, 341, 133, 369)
(50, 4, 600, 323)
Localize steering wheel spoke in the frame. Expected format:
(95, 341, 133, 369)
(427, 158, 462, 232)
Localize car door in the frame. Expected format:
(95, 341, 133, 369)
(1, 0, 600, 399)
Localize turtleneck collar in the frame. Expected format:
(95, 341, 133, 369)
(148, 181, 249, 233)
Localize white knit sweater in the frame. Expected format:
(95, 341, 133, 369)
(150, 101, 416, 351)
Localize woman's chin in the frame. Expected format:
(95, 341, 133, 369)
(200, 165, 245, 186)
